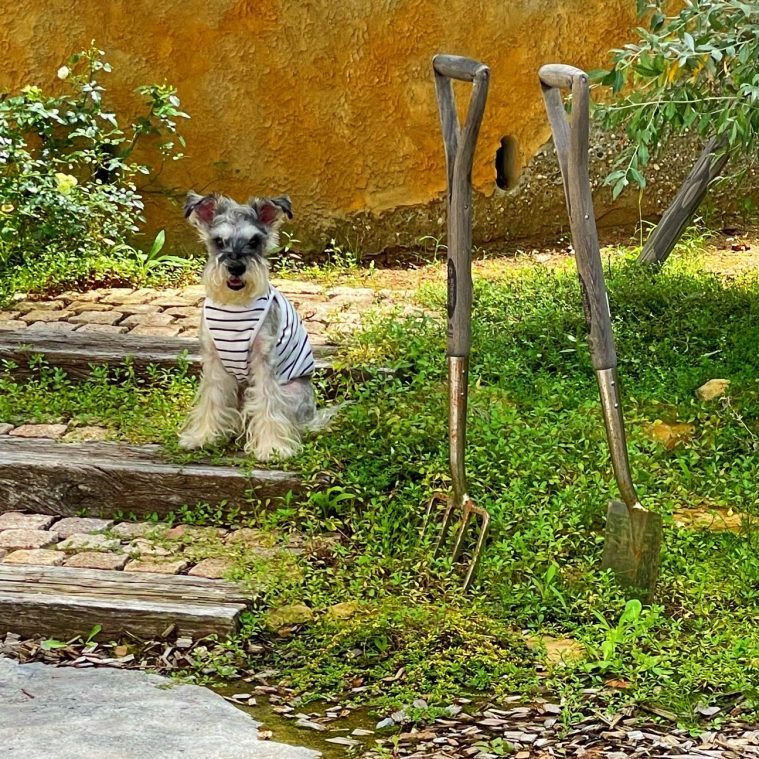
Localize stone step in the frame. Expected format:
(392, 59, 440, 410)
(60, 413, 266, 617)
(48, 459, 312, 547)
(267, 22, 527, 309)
(0, 565, 255, 638)
(0, 438, 301, 519)
(0, 329, 337, 381)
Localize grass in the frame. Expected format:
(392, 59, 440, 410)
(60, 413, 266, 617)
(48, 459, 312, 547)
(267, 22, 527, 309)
(1, 242, 758, 723)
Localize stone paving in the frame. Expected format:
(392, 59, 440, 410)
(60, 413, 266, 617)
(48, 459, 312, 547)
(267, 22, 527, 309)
(0, 658, 317, 759)
(0, 279, 384, 343)
(0, 510, 304, 578)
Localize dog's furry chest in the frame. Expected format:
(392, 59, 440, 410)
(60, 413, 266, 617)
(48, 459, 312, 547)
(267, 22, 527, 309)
(202, 287, 314, 384)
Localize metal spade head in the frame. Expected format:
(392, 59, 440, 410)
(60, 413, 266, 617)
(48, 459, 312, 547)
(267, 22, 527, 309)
(602, 501, 663, 599)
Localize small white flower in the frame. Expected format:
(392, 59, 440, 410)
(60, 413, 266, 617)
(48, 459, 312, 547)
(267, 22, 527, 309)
(57, 66, 70, 80)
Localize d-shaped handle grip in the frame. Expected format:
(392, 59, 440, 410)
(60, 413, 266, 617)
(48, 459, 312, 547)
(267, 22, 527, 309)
(539, 63, 616, 371)
(433, 54, 489, 358)
(433, 54, 490, 82)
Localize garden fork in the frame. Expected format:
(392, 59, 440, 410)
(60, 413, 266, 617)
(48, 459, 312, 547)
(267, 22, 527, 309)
(426, 54, 490, 590)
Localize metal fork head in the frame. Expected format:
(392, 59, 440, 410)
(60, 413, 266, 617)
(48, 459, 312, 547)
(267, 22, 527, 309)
(425, 492, 491, 591)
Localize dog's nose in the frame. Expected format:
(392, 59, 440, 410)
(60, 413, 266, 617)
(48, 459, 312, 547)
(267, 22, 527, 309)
(227, 261, 246, 277)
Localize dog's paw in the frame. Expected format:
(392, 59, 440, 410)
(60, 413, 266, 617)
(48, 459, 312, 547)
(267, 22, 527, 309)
(178, 432, 206, 451)
(245, 440, 299, 462)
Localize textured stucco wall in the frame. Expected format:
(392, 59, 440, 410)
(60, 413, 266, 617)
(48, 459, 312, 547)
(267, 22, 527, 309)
(1, 0, 638, 252)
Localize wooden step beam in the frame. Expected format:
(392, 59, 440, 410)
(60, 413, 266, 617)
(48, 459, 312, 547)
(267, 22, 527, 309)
(0, 438, 301, 518)
(0, 329, 336, 381)
(0, 565, 254, 638)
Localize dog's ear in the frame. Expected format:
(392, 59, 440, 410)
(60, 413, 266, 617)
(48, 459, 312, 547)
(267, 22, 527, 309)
(184, 191, 217, 227)
(250, 195, 293, 227)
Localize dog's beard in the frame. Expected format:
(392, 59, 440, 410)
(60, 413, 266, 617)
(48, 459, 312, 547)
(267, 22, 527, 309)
(203, 257, 270, 304)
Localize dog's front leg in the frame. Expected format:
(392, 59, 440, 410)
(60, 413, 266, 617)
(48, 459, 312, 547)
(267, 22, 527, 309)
(241, 323, 301, 462)
(179, 348, 240, 450)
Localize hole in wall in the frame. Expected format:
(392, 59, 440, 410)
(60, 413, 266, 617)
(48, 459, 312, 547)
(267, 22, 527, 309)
(495, 135, 519, 191)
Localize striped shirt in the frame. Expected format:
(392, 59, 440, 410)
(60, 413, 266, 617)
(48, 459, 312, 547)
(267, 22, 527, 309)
(203, 287, 315, 383)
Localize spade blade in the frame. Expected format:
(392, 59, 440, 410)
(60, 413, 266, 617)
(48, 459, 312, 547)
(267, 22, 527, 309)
(602, 500, 662, 599)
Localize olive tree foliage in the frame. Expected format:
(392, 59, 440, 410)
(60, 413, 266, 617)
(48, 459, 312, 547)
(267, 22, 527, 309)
(592, 0, 759, 265)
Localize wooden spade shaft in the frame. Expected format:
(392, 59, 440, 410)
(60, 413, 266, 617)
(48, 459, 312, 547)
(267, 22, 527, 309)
(538, 63, 662, 594)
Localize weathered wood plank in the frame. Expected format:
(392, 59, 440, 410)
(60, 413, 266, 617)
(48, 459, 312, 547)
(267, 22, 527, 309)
(0, 438, 301, 518)
(0, 591, 245, 639)
(0, 565, 253, 638)
(0, 329, 336, 380)
(0, 565, 254, 604)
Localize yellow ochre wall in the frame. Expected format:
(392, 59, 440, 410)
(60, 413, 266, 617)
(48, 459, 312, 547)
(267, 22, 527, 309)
(1, 0, 636, 252)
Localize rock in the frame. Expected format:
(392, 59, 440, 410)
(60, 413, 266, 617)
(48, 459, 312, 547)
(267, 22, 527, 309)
(16, 300, 65, 313)
(113, 303, 162, 315)
(0, 319, 27, 329)
(225, 528, 271, 547)
(111, 522, 166, 539)
(74, 324, 129, 335)
(66, 302, 112, 313)
(164, 306, 199, 318)
(64, 551, 129, 570)
(188, 558, 234, 579)
(326, 601, 360, 620)
(128, 324, 181, 337)
(2, 549, 65, 566)
(165, 524, 227, 542)
(52, 517, 113, 539)
(27, 321, 78, 333)
(121, 312, 176, 327)
(69, 310, 124, 326)
(0, 424, 14, 435)
(0, 658, 317, 759)
(124, 558, 189, 574)
(264, 604, 314, 631)
(673, 506, 744, 533)
(57, 533, 121, 553)
(20, 310, 71, 323)
(646, 420, 695, 450)
(62, 426, 110, 442)
(99, 288, 138, 305)
(376, 717, 395, 729)
(525, 635, 585, 666)
(0, 513, 55, 531)
(696, 378, 730, 402)
(0, 549, 5, 561)
(9, 424, 68, 439)
(128, 538, 173, 557)
(0, 530, 59, 550)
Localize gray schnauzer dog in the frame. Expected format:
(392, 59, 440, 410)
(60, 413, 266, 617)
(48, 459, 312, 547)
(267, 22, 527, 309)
(179, 191, 331, 461)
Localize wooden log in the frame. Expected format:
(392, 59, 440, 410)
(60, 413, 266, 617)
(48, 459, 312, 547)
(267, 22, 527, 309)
(0, 565, 255, 604)
(638, 136, 730, 266)
(0, 592, 244, 639)
(0, 565, 253, 638)
(0, 438, 301, 518)
(0, 330, 336, 381)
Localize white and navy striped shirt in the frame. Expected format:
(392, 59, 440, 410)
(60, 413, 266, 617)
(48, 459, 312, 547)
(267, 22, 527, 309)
(203, 287, 315, 383)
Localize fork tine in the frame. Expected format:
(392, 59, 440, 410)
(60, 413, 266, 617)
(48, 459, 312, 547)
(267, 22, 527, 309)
(434, 497, 458, 557)
(462, 505, 490, 591)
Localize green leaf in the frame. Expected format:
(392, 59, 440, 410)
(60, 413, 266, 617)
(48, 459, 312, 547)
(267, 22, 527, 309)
(148, 229, 166, 259)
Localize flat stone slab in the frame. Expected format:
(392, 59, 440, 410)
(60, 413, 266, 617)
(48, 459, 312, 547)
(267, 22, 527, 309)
(2, 549, 65, 566)
(0, 659, 317, 759)
(0, 512, 55, 531)
(0, 530, 59, 550)
(53, 517, 113, 539)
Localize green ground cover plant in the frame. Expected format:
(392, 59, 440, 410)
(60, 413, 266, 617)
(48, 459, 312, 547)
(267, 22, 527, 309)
(1, 243, 757, 722)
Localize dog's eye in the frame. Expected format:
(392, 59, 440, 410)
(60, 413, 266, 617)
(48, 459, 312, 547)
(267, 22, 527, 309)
(249, 236, 263, 248)
(213, 237, 224, 248)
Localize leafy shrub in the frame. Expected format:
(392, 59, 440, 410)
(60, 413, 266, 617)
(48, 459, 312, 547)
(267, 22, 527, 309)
(0, 45, 191, 298)
(593, 0, 759, 198)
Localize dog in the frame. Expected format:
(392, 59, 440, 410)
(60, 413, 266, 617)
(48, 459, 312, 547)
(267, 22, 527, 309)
(179, 191, 330, 461)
